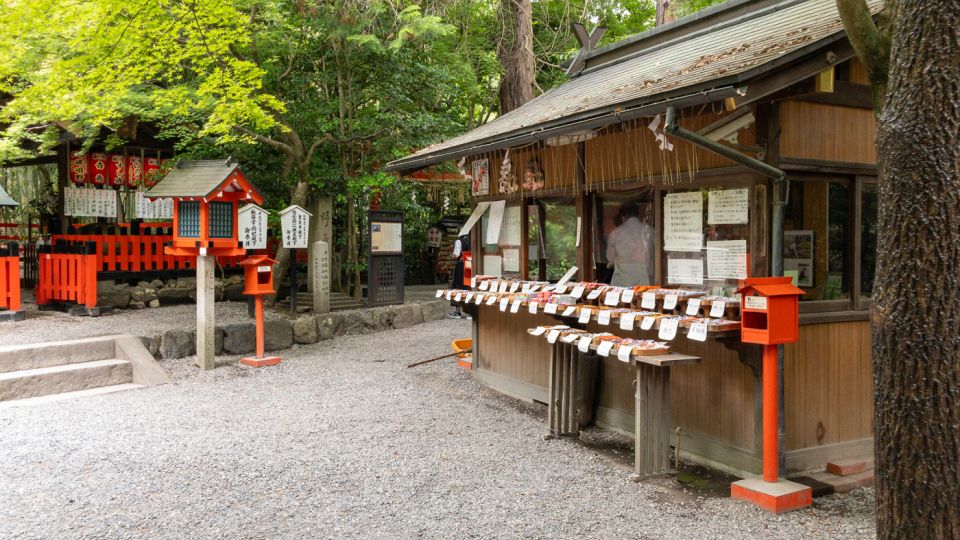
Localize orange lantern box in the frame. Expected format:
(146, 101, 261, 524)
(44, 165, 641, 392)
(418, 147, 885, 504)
(146, 158, 265, 258)
(240, 254, 277, 296)
(736, 277, 805, 346)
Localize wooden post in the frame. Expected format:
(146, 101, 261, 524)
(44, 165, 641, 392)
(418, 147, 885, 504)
(289, 248, 298, 312)
(196, 254, 215, 370)
(634, 363, 671, 476)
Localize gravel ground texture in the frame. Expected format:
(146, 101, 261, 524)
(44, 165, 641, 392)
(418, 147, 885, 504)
(0, 319, 876, 539)
(0, 300, 285, 347)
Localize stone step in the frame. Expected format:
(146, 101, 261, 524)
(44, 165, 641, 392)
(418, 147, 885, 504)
(826, 457, 874, 477)
(0, 339, 115, 373)
(0, 383, 144, 410)
(0, 359, 133, 402)
(807, 469, 875, 494)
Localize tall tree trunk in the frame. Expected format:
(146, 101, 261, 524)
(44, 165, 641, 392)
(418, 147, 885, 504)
(873, 3, 960, 537)
(497, 0, 535, 114)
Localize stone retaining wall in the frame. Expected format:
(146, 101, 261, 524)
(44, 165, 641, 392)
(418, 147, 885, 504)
(141, 299, 450, 360)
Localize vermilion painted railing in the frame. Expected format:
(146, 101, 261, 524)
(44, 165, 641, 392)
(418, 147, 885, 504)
(52, 234, 242, 273)
(0, 243, 20, 311)
(36, 241, 97, 308)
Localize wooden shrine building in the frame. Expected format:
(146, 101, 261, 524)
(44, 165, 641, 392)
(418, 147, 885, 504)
(387, 0, 881, 477)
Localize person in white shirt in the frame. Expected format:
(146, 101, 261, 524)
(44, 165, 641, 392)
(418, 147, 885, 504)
(605, 203, 655, 287)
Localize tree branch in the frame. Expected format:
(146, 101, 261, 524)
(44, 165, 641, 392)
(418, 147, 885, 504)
(836, 0, 891, 110)
(233, 125, 293, 154)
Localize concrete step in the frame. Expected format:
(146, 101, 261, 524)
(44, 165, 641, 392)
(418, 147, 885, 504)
(0, 339, 115, 373)
(0, 383, 144, 410)
(0, 359, 133, 402)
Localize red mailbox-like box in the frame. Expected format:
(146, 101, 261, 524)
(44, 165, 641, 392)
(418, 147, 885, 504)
(736, 277, 805, 345)
(240, 254, 277, 296)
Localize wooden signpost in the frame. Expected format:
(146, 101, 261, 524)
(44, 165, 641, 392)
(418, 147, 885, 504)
(279, 205, 312, 312)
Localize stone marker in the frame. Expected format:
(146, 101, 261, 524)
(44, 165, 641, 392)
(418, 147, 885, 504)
(196, 255, 215, 370)
(308, 197, 332, 293)
(312, 240, 331, 314)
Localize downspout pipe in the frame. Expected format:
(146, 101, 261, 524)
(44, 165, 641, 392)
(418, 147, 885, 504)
(664, 105, 789, 476)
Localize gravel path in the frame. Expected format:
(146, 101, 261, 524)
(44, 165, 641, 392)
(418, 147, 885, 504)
(0, 299, 287, 346)
(0, 319, 876, 539)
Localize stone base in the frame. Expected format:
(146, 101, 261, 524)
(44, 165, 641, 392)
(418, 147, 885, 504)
(731, 478, 812, 514)
(0, 310, 25, 322)
(38, 303, 113, 317)
(240, 356, 281, 368)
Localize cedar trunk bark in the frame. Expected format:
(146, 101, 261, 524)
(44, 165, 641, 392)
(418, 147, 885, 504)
(497, 0, 535, 114)
(873, 3, 960, 537)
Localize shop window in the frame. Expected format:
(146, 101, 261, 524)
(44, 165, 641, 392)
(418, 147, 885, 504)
(178, 201, 200, 238)
(784, 179, 851, 302)
(860, 182, 878, 298)
(527, 199, 576, 281)
(659, 184, 766, 296)
(480, 202, 523, 279)
(594, 190, 655, 286)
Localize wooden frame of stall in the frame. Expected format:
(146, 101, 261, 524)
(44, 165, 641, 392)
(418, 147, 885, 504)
(462, 82, 876, 477)
(388, 0, 881, 478)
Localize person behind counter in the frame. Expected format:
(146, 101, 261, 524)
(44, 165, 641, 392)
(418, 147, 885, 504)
(448, 232, 472, 320)
(605, 202, 654, 287)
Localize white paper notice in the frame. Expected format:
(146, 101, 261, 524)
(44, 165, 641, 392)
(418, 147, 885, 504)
(484, 255, 503, 278)
(502, 248, 520, 273)
(663, 294, 679, 310)
(530, 327, 546, 336)
(575, 217, 582, 247)
(619, 312, 636, 331)
(710, 301, 726, 318)
(528, 301, 538, 314)
(435, 290, 443, 298)
(554, 284, 568, 294)
(555, 266, 579, 287)
(545, 303, 558, 315)
(706, 240, 748, 280)
(465, 293, 474, 303)
(658, 318, 680, 340)
(510, 282, 520, 293)
(686, 298, 702, 316)
(708, 188, 749, 225)
(475, 294, 483, 305)
(578, 336, 592, 353)
(485, 200, 506, 244)
(561, 333, 579, 343)
(454, 293, 462, 302)
(578, 308, 592, 324)
(486, 295, 497, 305)
(667, 258, 704, 285)
(688, 321, 709, 341)
(641, 292, 656, 309)
(617, 346, 634, 362)
(503, 205, 522, 245)
(499, 298, 510, 312)
(562, 306, 577, 317)
(510, 300, 521, 313)
(446, 291, 452, 300)
(604, 290, 621, 306)
(571, 285, 585, 299)
(664, 191, 703, 252)
(458, 202, 491, 236)
(478, 280, 489, 291)
(745, 296, 768, 310)
(498, 282, 508, 293)
(547, 329, 561, 344)
(597, 341, 614, 357)
(597, 310, 611, 325)
(641, 316, 656, 330)
(587, 288, 602, 300)
(622, 289, 635, 303)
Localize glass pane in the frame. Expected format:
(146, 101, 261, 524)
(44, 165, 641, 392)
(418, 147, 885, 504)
(595, 190, 654, 285)
(208, 201, 233, 239)
(178, 201, 200, 238)
(784, 180, 851, 301)
(860, 183, 878, 297)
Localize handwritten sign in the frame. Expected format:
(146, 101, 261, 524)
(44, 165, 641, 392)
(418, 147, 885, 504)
(641, 316, 656, 330)
(658, 318, 679, 340)
(707, 240, 748, 280)
(619, 312, 636, 331)
(280, 205, 312, 249)
(667, 258, 704, 285)
(578, 335, 592, 353)
(686, 298, 701, 316)
(597, 310, 611, 325)
(578, 308, 592, 324)
(710, 300, 726, 318)
(617, 345, 634, 362)
(562, 306, 577, 317)
(641, 292, 657, 310)
(688, 320, 709, 341)
(547, 329, 562, 344)
(708, 188, 749, 225)
(664, 191, 703, 252)
(663, 294, 679, 310)
(545, 303, 558, 315)
(528, 301, 538, 314)
(597, 341, 614, 357)
(604, 290, 621, 306)
(238, 204, 268, 250)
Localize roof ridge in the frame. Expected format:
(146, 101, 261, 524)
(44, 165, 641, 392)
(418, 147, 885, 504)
(579, 0, 808, 78)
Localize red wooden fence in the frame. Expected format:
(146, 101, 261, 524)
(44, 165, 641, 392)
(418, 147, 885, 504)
(36, 242, 98, 308)
(0, 243, 20, 311)
(52, 234, 242, 273)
